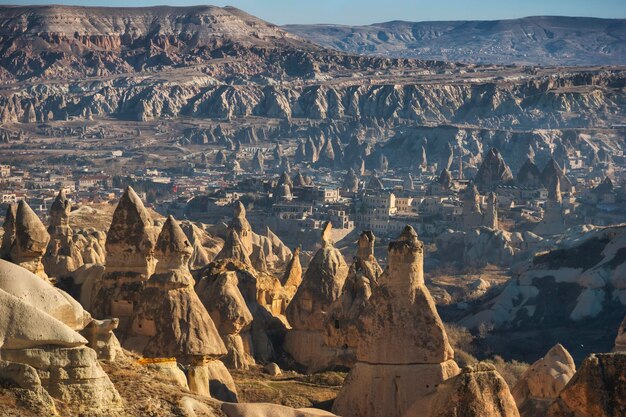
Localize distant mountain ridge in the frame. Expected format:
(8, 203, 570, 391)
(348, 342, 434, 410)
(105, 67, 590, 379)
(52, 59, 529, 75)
(284, 16, 626, 66)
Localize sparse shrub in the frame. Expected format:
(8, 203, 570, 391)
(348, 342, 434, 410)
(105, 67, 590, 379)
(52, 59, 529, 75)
(445, 323, 478, 367)
(483, 355, 529, 388)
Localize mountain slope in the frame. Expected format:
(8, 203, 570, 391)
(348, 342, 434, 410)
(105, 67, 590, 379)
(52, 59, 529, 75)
(284, 16, 626, 66)
(0, 5, 434, 82)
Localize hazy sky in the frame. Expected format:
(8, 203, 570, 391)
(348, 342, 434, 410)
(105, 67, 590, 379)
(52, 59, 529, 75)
(2, 0, 626, 25)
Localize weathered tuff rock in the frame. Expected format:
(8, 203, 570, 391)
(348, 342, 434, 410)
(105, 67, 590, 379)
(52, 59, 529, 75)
(197, 259, 288, 367)
(126, 215, 228, 397)
(517, 158, 542, 187)
(0, 259, 90, 331)
(284, 222, 349, 372)
(332, 226, 459, 417)
(10, 200, 50, 279)
(325, 231, 382, 366)
(426, 363, 520, 417)
(513, 344, 576, 417)
(461, 224, 626, 330)
(43, 190, 84, 277)
(281, 246, 303, 297)
(92, 186, 158, 324)
(216, 203, 291, 275)
(0, 288, 122, 413)
(547, 352, 626, 417)
(474, 148, 514, 190)
(0, 203, 16, 259)
(197, 269, 254, 370)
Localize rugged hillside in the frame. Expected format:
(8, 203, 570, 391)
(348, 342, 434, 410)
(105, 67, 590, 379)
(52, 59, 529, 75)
(461, 224, 626, 331)
(284, 16, 626, 66)
(0, 5, 433, 82)
(0, 6, 625, 170)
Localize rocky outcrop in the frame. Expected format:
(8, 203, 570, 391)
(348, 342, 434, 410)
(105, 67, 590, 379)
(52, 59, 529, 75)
(461, 224, 626, 330)
(436, 228, 525, 268)
(196, 268, 254, 370)
(126, 215, 228, 397)
(10, 201, 50, 280)
(281, 246, 303, 297)
(325, 231, 381, 365)
(0, 288, 122, 414)
(197, 259, 288, 367)
(284, 222, 349, 372)
(426, 363, 520, 417)
(0, 259, 90, 331)
(547, 352, 626, 417)
(517, 158, 541, 187)
(92, 186, 158, 324)
(513, 344, 576, 417)
(333, 226, 460, 417)
(0, 203, 16, 259)
(43, 190, 84, 277)
(474, 148, 514, 190)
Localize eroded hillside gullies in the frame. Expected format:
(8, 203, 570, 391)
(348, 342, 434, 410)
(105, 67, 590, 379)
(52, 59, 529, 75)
(1, 70, 623, 129)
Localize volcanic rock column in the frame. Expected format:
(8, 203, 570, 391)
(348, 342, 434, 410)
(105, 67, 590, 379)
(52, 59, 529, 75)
(11, 200, 50, 280)
(92, 186, 158, 326)
(196, 269, 254, 370)
(332, 226, 460, 417)
(127, 215, 231, 398)
(0, 203, 16, 259)
(325, 231, 382, 368)
(284, 222, 349, 372)
(43, 190, 84, 277)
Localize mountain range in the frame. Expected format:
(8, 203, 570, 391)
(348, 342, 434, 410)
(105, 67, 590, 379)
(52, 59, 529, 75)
(284, 16, 626, 66)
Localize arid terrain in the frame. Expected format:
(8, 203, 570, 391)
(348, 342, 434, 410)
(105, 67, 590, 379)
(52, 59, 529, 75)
(0, 4, 625, 417)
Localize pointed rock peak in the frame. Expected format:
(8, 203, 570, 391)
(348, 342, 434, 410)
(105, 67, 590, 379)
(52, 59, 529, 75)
(396, 225, 419, 246)
(107, 186, 155, 251)
(16, 200, 48, 238)
(51, 189, 70, 212)
(234, 201, 246, 218)
(321, 221, 333, 247)
(155, 215, 192, 261)
(357, 231, 375, 259)
(545, 343, 575, 364)
(220, 229, 251, 266)
(292, 171, 306, 187)
(49, 189, 71, 228)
